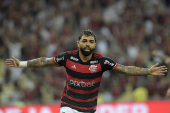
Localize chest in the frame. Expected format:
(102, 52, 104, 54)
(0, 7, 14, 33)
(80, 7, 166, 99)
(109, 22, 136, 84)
(65, 59, 102, 73)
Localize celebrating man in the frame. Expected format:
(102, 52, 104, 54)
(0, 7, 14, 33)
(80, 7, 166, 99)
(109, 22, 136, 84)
(6, 29, 167, 113)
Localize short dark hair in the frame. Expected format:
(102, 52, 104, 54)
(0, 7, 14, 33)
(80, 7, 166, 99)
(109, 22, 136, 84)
(78, 29, 96, 42)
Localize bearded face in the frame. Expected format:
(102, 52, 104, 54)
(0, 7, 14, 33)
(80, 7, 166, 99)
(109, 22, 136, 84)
(80, 45, 94, 56)
(77, 35, 96, 57)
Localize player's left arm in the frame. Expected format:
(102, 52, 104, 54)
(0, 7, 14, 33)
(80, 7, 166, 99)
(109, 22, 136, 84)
(114, 63, 167, 76)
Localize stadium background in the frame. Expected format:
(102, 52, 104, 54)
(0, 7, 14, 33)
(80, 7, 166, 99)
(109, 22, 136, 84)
(0, 0, 170, 112)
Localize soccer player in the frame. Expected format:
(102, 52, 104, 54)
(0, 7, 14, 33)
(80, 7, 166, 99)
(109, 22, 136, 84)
(6, 29, 167, 113)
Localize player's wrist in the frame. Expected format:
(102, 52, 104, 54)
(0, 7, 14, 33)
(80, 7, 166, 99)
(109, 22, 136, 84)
(15, 61, 27, 68)
(148, 68, 151, 75)
(18, 61, 27, 68)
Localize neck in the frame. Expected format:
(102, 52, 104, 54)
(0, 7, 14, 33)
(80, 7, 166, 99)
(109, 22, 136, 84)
(79, 50, 93, 62)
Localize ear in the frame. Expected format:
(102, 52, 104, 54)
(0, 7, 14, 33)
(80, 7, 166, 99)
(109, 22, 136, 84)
(77, 41, 80, 48)
(93, 43, 96, 49)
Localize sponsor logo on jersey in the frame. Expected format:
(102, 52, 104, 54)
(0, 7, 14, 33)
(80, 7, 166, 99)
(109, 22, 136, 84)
(90, 60, 98, 64)
(89, 65, 97, 73)
(69, 79, 95, 87)
(71, 65, 76, 69)
(104, 60, 114, 66)
(70, 56, 79, 61)
(56, 56, 64, 62)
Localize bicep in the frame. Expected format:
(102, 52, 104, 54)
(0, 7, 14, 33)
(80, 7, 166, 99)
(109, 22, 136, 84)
(114, 64, 127, 74)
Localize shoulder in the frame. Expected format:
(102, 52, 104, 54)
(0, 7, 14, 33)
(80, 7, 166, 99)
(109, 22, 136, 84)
(67, 50, 79, 55)
(67, 50, 79, 62)
(99, 55, 118, 71)
(93, 52, 103, 58)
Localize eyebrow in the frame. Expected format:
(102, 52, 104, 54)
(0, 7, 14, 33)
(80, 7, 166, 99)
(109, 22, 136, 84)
(82, 39, 95, 41)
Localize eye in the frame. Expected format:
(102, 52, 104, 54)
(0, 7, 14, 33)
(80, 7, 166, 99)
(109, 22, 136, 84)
(82, 40, 87, 43)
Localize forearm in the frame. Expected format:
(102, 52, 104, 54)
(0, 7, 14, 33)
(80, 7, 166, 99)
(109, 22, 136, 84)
(115, 64, 149, 76)
(125, 66, 149, 76)
(27, 57, 47, 67)
(27, 57, 55, 67)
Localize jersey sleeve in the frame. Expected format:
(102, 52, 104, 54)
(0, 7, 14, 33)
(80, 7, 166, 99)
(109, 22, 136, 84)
(53, 52, 67, 67)
(101, 57, 119, 72)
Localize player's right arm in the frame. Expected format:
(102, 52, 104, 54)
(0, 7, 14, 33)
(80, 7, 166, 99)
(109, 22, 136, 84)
(5, 56, 58, 68)
(27, 57, 57, 67)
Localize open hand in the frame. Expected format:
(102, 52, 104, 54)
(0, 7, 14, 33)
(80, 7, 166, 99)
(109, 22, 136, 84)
(149, 63, 167, 76)
(5, 56, 20, 67)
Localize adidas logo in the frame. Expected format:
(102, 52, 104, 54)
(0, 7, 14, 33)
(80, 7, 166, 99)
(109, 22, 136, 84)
(71, 65, 76, 69)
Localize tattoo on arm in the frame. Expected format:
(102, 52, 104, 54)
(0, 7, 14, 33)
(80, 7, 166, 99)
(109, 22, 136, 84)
(28, 57, 56, 67)
(115, 64, 149, 76)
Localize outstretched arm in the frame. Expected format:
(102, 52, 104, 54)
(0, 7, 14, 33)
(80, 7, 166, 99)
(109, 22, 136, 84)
(27, 57, 57, 67)
(114, 63, 167, 76)
(5, 56, 58, 68)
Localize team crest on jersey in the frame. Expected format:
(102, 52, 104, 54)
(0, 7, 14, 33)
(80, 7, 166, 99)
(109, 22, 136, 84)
(89, 65, 97, 73)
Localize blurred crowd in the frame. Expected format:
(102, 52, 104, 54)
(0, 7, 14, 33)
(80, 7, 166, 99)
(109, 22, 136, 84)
(0, 0, 170, 105)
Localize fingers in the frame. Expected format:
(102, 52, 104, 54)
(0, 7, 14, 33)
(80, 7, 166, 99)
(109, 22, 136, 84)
(150, 64, 167, 76)
(158, 66, 167, 75)
(157, 69, 167, 75)
(154, 64, 167, 69)
(158, 66, 167, 72)
(5, 59, 14, 62)
(159, 73, 165, 75)
(5, 57, 17, 67)
(5, 59, 14, 64)
(153, 63, 159, 67)
(5, 60, 15, 67)
(158, 65, 167, 68)
(159, 70, 167, 73)
(12, 56, 15, 59)
(159, 67, 168, 71)
(12, 56, 18, 61)
(5, 60, 14, 65)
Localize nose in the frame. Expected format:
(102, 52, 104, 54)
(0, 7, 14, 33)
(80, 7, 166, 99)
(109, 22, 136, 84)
(85, 41, 90, 46)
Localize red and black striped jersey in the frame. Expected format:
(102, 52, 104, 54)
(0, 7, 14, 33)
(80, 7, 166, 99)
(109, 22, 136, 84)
(53, 50, 118, 112)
